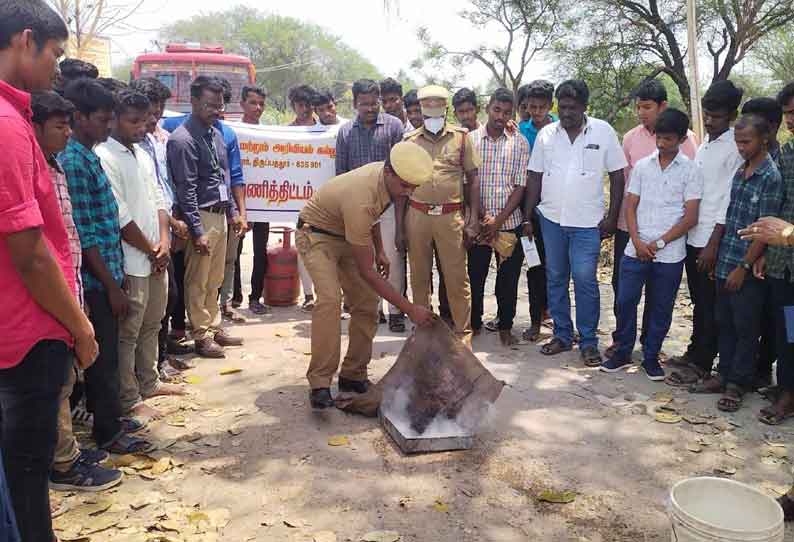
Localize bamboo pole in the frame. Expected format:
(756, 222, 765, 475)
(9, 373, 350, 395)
(687, 0, 704, 143)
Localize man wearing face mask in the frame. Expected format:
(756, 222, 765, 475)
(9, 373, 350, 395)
(400, 85, 482, 345)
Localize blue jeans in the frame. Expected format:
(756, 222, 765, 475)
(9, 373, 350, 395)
(538, 212, 601, 349)
(612, 256, 684, 363)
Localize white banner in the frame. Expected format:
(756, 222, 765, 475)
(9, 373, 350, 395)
(226, 122, 339, 225)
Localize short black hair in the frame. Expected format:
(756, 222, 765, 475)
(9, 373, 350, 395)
(489, 87, 514, 107)
(352, 79, 379, 103)
(31, 90, 74, 125)
(522, 80, 554, 104)
(403, 89, 419, 108)
(288, 84, 316, 105)
(129, 77, 172, 103)
(191, 75, 224, 100)
(0, 0, 68, 51)
(654, 108, 689, 138)
(241, 85, 266, 101)
(556, 79, 589, 106)
(380, 77, 403, 97)
(777, 82, 794, 109)
(452, 88, 478, 110)
(742, 97, 783, 128)
(701, 80, 743, 113)
(216, 77, 232, 104)
(311, 88, 335, 107)
(735, 113, 771, 137)
(63, 78, 115, 116)
(635, 78, 667, 104)
(59, 58, 99, 82)
(114, 89, 150, 116)
(96, 77, 128, 95)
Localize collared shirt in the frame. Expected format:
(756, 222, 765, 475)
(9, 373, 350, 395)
(0, 80, 75, 368)
(96, 137, 168, 277)
(716, 156, 783, 280)
(161, 114, 244, 188)
(167, 116, 235, 237)
(140, 127, 174, 210)
(519, 114, 557, 151)
(687, 129, 744, 248)
(404, 123, 481, 204)
(624, 151, 703, 263)
(335, 112, 404, 175)
(765, 140, 794, 281)
(528, 116, 627, 228)
(61, 137, 125, 292)
(470, 125, 530, 230)
(299, 162, 392, 247)
(618, 124, 698, 231)
(48, 159, 83, 307)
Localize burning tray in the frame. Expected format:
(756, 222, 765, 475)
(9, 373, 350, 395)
(380, 409, 474, 454)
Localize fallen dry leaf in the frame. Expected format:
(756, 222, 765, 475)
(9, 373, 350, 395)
(184, 375, 204, 385)
(204, 408, 225, 418)
(432, 499, 449, 513)
(130, 491, 162, 510)
(150, 457, 173, 475)
(284, 518, 303, 528)
(70, 498, 114, 517)
(683, 414, 710, 425)
(655, 412, 682, 424)
(327, 435, 350, 447)
(313, 531, 337, 542)
(80, 512, 124, 535)
(219, 368, 242, 376)
(227, 425, 243, 436)
(165, 414, 187, 427)
(686, 442, 702, 453)
(653, 391, 673, 403)
(537, 490, 576, 504)
(202, 436, 222, 448)
(714, 465, 737, 475)
(361, 530, 401, 542)
(765, 446, 789, 460)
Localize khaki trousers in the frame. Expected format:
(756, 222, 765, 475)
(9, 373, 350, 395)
(219, 227, 241, 306)
(406, 207, 472, 338)
(184, 210, 227, 340)
(296, 229, 379, 389)
(118, 272, 168, 413)
(52, 364, 79, 472)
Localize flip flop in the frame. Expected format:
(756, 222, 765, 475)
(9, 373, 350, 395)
(522, 326, 541, 342)
(664, 365, 704, 388)
(717, 384, 743, 413)
(688, 376, 724, 394)
(758, 409, 794, 425)
(540, 337, 572, 356)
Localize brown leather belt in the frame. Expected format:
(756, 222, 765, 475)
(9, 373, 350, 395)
(409, 200, 463, 216)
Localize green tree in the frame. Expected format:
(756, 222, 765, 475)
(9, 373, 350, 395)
(753, 27, 794, 87)
(160, 7, 382, 111)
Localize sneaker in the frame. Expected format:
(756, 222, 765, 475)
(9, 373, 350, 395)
(77, 448, 110, 465)
(50, 461, 123, 492)
(301, 297, 315, 312)
(310, 388, 334, 409)
(248, 299, 271, 315)
(600, 357, 633, 373)
(642, 360, 666, 381)
(71, 404, 93, 427)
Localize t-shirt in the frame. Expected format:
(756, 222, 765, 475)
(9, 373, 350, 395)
(299, 162, 391, 246)
(519, 114, 557, 151)
(0, 80, 75, 368)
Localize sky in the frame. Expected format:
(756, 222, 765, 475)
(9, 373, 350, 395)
(112, 0, 553, 89)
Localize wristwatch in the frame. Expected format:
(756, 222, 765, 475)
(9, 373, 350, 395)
(655, 239, 666, 249)
(740, 261, 752, 271)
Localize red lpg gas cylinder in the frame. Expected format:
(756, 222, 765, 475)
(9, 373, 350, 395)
(264, 227, 300, 306)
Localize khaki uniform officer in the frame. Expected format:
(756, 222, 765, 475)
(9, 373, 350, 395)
(297, 142, 435, 409)
(401, 85, 482, 344)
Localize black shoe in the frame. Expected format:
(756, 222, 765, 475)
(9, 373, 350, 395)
(338, 377, 370, 394)
(310, 388, 335, 409)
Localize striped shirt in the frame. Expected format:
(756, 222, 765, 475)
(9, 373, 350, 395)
(48, 159, 83, 307)
(335, 112, 404, 175)
(470, 125, 531, 230)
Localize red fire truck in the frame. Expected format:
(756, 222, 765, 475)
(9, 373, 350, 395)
(132, 43, 256, 119)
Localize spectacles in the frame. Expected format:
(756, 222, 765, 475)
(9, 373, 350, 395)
(201, 102, 226, 113)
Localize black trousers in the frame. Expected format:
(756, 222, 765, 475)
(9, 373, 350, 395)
(757, 287, 777, 381)
(612, 229, 649, 345)
(526, 212, 548, 327)
(683, 245, 719, 373)
(771, 275, 794, 391)
(468, 228, 525, 331)
(233, 233, 244, 302)
(249, 222, 270, 303)
(158, 259, 178, 364)
(170, 250, 187, 332)
(716, 277, 767, 390)
(0, 340, 69, 542)
(84, 290, 124, 446)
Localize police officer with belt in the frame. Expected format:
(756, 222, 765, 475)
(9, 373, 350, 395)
(397, 85, 482, 345)
(297, 142, 435, 409)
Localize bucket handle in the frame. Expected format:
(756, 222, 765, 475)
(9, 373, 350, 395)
(270, 226, 294, 249)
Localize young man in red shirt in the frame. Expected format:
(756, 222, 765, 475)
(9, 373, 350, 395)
(0, 1, 98, 539)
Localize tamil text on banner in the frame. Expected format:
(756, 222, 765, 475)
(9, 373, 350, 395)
(227, 122, 339, 225)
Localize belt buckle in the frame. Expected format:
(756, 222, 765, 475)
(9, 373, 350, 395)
(428, 205, 442, 216)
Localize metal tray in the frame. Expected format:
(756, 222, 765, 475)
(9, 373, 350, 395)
(379, 409, 474, 454)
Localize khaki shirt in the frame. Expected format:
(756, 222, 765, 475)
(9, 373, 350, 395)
(299, 162, 391, 247)
(404, 124, 481, 204)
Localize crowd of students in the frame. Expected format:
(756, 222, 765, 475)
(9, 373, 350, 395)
(4, 1, 794, 540)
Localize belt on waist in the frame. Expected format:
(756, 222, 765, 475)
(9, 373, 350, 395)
(296, 218, 345, 239)
(200, 203, 229, 214)
(409, 200, 463, 215)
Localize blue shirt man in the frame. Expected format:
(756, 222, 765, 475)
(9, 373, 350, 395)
(519, 113, 558, 151)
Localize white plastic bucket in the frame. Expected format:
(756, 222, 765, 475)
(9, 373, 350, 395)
(669, 477, 784, 542)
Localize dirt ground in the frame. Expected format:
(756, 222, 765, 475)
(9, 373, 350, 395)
(52, 236, 794, 542)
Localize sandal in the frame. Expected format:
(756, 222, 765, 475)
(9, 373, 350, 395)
(522, 325, 541, 342)
(540, 337, 572, 356)
(580, 346, 602, 367)
(664, 365, 704, 388)
(717, 383, 744, 412)
(758, 408, 794, 426)
(102, 434, 155, 454)
(688, 375, 724, 394)
(221, 306, 246, 323)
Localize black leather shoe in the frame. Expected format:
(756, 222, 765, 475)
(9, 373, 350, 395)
(338, 377, 370, 394)
(310, 388, 335, 409)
